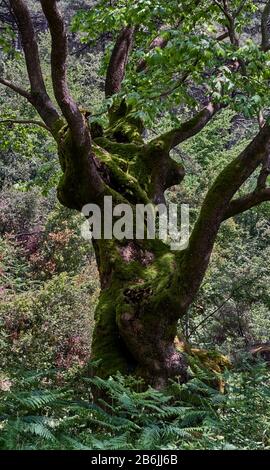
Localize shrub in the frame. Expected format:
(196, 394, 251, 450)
(0, 269, 99, 373)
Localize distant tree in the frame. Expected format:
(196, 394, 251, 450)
(0, 0, 270, 387)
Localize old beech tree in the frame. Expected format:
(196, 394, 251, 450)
(1, 0, 270, 386)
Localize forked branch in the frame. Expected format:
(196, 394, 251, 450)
(213, 0, 242, 47)
(224, 152, 270, 219)
(223, 188, 270, 220)
(177, 124, 270, 315)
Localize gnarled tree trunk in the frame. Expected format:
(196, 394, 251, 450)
(91, 237, 188, 387)
(2, 0, 270, 388)
(56, 108, 189, 386)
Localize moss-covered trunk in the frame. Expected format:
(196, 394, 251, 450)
(54, 108, 231, 388)
(54, 111, 190, 387)
(91, 238, 188, 387)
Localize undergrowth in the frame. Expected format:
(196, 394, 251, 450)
(1, 363, 270, 450)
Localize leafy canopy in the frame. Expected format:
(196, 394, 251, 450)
(72, 0, 268, 126)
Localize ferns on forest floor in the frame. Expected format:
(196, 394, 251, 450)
(1, 363, 270, 450)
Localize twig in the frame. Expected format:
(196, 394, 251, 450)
(188, 274, 261, 338)
(0, 77, 32, 100)
(0, 118, 50, 131)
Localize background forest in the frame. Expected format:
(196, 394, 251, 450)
(1, 0, 270, 451)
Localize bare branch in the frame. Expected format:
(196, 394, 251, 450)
(213, 0, 227, 16)
(188, 268, 262, 338)
(9, 0, 60, 129)
(188, 292, 236, 338)
(0, 77, 31, 100)
(151, 102, 220, 150)
(214, 0, 239, 46)
(223, 188, 270, 220)
(216, 31, 229, 41)
(234, 0, 246, 19)
(105, 26, 135, 98)
(40, 0, 88, 145)
(9, 0, 44, 93)
(0, 118, 50, 131)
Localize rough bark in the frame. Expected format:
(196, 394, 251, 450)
(105, 26, 135, 98)
(9, 0, 60, 129)
(91, 238, 188, 387)
(40, 0, 104, 200)
(152, 102, 221, 150)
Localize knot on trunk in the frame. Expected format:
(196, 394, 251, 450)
(123, 285, 153, 304)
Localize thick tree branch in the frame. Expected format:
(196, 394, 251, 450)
(105, 26, 135, 98)
(177, 123, 270, 316)
(223, 188, 270, 220)
(257, 153, 270, 189)
(9, 0, 60, 129)
(9, 0, 44, 93)
(40, 0, 106, 204)
(261, 0, 270, 51)
(151, 102, 220, 150)
(40, 0, 88, 145)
